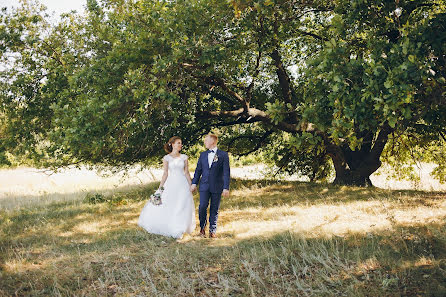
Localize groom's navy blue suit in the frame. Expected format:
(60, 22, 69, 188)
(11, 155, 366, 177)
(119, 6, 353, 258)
(191, 148, 230, 233)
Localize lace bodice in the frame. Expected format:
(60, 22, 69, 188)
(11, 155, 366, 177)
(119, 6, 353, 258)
(163, 154, 187, 175)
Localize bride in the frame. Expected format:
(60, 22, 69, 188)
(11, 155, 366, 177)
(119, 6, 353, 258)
(138, 136, 196, 239)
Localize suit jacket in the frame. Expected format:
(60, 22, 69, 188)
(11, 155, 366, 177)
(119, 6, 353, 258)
(191, 149, 230, 193)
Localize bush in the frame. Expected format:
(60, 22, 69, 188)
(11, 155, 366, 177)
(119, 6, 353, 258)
(84, 192, 128, 206)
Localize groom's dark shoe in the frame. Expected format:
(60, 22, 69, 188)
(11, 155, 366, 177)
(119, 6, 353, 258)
(199, 228, 206, 237)
(209, 232, 217, 238)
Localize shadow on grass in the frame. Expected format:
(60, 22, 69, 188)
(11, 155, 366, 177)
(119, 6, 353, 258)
(2, 177, 445, 212)
(0, 181, 161, 211)
(1, 208, 445, 296)
(220, 178, 446, 210)
(105, 177, 445, 211)
(0, 178, 445, 296)
(0, 179, 446, 296)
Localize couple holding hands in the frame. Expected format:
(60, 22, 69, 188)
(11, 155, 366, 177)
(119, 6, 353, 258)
(138, 134, 230, 239)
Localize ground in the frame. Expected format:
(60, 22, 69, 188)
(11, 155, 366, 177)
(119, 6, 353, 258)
(1, 175, 445, 296)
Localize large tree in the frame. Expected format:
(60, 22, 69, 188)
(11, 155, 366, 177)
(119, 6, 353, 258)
(1, 0, 445, 185)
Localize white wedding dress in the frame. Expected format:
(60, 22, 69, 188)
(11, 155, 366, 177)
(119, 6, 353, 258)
(138, 154, 196, 239)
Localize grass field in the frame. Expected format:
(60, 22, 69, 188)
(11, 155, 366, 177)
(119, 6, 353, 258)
(1, 177, 445, 296)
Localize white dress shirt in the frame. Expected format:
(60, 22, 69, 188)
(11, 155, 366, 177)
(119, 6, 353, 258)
(207, 146, 217, 168)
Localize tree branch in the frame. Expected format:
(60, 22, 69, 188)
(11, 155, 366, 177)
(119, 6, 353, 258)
(294, 28, 327, 41)
(181, 63, 249, 111)
(41, 39, 65, 67)
(270, 49, 294, 107)
(246, 16, 264, 104)
(294, 8, 334, 19)
(206, 76, 249, 111)
(196, 107, 316, 134)
(369, 123, 393, 161)
(227, 130, 274, 156)
(270, 15, 302, 127)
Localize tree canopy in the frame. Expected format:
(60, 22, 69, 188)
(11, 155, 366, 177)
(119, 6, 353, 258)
(1, 0, 445, 185)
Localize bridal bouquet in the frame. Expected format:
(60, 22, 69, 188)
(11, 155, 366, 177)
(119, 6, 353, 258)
(149, 186, 164, 205)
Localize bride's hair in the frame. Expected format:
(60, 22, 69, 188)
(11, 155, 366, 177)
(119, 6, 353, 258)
(164, 136, 182, 153)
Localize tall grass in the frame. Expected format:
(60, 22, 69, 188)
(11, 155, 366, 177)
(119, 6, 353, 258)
(1, 179, 445, 296)
(2, 162, 446, 211)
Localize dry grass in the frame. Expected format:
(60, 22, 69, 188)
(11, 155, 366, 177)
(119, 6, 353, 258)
(2, 162, 445, 211)
(0, 166, 161, 210)
(1, 178, 445, 296)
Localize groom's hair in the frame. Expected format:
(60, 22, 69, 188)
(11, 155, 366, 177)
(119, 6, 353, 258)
(207, 134, 218, 142)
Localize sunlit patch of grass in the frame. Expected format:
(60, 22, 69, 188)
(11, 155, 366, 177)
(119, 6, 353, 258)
(1, 179, 445, 296)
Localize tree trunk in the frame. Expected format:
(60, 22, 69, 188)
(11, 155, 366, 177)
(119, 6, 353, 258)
(331, 160, 378, 187)
(333, 174, 374, 187)
(326, 126, 392, 187)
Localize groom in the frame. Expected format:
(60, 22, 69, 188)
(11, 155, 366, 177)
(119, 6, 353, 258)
(191, 134, 230, 238)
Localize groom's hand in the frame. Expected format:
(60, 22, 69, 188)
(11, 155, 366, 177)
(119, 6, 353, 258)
(190, 184, 197, 192)
(222, 189, 229, 197)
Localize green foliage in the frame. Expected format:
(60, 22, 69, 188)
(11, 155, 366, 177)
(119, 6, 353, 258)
(84, 191, 129, 206)
(380, 133, 446, 184)
(0, 0, 445, 184)
(84, 192, 108, 204)
(261, 130, 333, 181)
(305, 0, 446, 149)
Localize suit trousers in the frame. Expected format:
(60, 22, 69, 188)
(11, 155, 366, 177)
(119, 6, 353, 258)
(198, 190, 222, 233)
